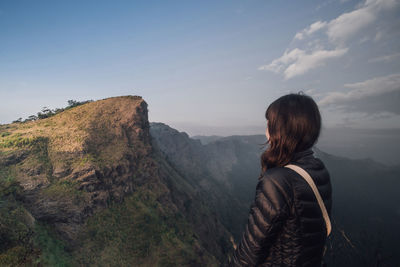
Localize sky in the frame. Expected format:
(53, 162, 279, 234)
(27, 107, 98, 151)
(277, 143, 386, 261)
(1, 0, 400, 137)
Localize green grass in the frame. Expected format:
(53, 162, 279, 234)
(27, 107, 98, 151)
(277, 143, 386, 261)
(0, 197, 77, 267)
(0, 198, 37, 267)
(31, 137, 53, 181)
(0, 167, 77, 267)
(41, 179, 86, 205)
(0, 134, 49, 150)
(0, 135, 35, 148)
(0, 166, 21, 198)
(1, 132, 11, 137)
(32, 222, 75, 267)
(74, 189, 214, 266)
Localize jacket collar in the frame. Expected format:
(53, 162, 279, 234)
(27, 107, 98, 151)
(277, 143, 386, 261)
(291, 148, 314, 162)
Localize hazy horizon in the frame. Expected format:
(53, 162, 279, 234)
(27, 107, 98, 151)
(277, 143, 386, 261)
(149, 121, 400, 166)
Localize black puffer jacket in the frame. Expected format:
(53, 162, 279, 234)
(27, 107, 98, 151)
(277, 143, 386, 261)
(229, 148, 332, 267)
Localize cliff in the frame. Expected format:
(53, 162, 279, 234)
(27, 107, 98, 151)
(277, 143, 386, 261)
(0, 96, 233, 266)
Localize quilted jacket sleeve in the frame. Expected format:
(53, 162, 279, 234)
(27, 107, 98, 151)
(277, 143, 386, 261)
(230, 174, 290, 266)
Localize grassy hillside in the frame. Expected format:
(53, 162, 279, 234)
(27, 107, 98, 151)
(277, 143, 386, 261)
(0, 96, 231, 266)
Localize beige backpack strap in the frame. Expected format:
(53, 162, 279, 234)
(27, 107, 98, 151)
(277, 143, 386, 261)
(285, 164, 332, 236)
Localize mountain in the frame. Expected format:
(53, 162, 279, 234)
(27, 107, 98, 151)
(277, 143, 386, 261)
(154, 128, 400, 267)
(0, 96, 233, 266)
(190, 135, 223, 145)
(317, 127, 400, 166)
(150, 123, 259, 241)
(313, 148, 400, 266)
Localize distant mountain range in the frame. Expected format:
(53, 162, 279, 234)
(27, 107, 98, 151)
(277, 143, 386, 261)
(192, 126, 400, 166)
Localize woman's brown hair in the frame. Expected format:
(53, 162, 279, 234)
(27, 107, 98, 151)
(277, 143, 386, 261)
(260, 92, 321, 176)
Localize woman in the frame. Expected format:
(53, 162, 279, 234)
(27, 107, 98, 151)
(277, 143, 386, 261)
(229, 92, 332, 266)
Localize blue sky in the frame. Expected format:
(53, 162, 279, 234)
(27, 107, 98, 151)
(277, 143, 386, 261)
(1, 0, 399, 136)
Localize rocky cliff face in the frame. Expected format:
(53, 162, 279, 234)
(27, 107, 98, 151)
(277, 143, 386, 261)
(149, 123, 260, 240)
(3, 96, 153, 242)
(0, 96, 233, 266)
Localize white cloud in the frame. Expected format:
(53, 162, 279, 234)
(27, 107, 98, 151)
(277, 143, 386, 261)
(284, 48, 348, 79)
(294, 21, 327, 40)
(344, 72, 400, 90)
(326, 0, 397, 43)
(259, 48, 347, 79)
(326, 6, 375, 43)
(260, 0, 399, 79)
(259, 48, 303, 73)
(368, 52, 400, 63)
(318, 73, 400, 106)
